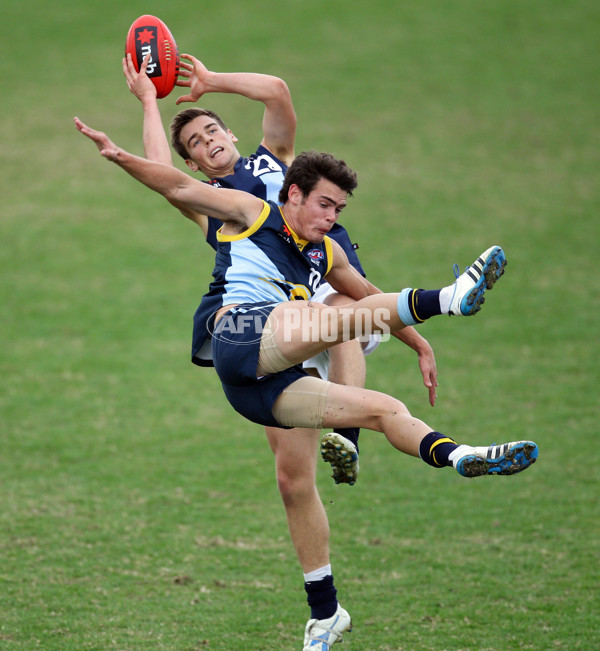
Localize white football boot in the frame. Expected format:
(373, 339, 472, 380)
(450, 441, 539, 477)
(448, 245, 507, 315)
(303, 604, 352, 650)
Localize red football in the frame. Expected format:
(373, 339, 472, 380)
(125, 15, 180, 98)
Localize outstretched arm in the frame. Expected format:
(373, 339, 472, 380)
(176, 54, 297, 165)
(325, 240, 438, 405)
(74, 117, 263, 227)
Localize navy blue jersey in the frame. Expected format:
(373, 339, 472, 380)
(326, 223, 365, 277)
(192, 200, 333, 366)
(203, 145, 365, 277)
(205, 145, 287, 248)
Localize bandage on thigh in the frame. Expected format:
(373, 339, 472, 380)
(272, 376, 332, 429)
(257, 313, 294, 376)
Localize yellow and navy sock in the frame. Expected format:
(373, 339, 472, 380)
(397, 289, 442, 325)
(410, 289, 443, 321)
(419, 431, 458, 468)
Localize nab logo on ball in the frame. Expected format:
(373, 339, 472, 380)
(125, 15, 179, 98)
(134, 26, 162, 77)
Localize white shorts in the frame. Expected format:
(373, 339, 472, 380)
(302, 282, 382, 379)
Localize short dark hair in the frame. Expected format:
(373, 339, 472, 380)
(169, 108, 229, 160)
(279, 151, 358, 204)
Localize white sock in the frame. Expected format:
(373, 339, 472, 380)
(448, 444, 474, 467)
(438, 285, 454, 314)
(304, 564, 332, 583)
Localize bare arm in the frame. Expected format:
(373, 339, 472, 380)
(176, 54, 297, 165)
(325, 240, 438, 405)
(391, 327, 439, 406)
(74, 117, 263, 226)
(324, 239, 384, 300)
(123, 54, 173, 164)
(122, 53, 210, 235)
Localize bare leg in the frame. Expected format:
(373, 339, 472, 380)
(317, 293, 367, 484)
(323, 292, 367, 389)
(321, 383, 431, 457)
(327, 339, 366, 387)
(264, 425, 330, 573)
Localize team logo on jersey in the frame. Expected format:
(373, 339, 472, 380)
(307, 249, 324, 263)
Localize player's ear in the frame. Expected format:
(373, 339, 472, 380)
(228, 130, 239, 143)
(288, 183, 303, 205)
(185, 158, 199, 172)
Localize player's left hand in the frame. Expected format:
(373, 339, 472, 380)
(175, 54, 212, 105)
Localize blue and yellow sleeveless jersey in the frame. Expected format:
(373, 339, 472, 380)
(204, 145, 366, 277)
(192, 200, 333, 366)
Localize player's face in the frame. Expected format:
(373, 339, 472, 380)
(295, 179, 348, 243)
(179, 115, 239, 178)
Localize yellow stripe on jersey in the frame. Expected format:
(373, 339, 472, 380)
(279, 207, 311, 251)
(259, 277, 311, 301)
(216, 200, 271, 242)
(324, 236, 333, 276)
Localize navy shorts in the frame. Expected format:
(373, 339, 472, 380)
(211, 302, 308, 428)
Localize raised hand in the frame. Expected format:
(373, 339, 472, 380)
(122, 53, 157, 102)
(174, 53, 212, 105)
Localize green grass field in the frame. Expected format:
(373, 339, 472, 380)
(1, 0, 599, 648)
